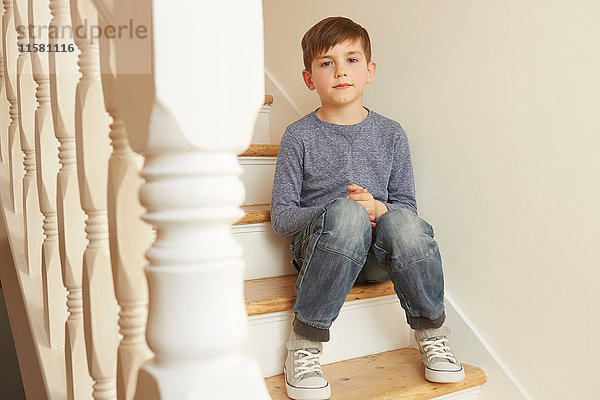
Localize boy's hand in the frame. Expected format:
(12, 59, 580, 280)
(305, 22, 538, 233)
(345, 184, 388, 229)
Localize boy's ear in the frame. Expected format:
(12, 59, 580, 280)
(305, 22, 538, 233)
(366, 61, 377, 84)
(302, 69, 316, 91)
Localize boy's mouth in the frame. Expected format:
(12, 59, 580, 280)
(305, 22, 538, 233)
(334, 83, 352, 88)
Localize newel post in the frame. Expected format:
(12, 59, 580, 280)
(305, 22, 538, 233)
(96, 0, 271, 398)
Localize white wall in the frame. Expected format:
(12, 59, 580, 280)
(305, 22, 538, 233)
(263, 1, 600, 399)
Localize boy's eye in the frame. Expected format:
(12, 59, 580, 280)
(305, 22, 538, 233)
(320, 58, 359, 67)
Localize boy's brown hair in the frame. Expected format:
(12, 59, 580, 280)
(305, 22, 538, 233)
(301, 16, 372, 74)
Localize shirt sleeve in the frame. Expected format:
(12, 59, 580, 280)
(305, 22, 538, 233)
(384, 126, 418, 215)
(270, 129, 323, 236)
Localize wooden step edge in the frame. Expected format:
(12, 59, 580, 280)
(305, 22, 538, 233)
(264, 94, 274, 106)
(238, 144, 279, 157)
(265, 347, 487, 400)
(245, 274, 396, 316)
(235, 205, 270, 225)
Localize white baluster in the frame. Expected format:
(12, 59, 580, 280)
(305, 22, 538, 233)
(87, 1, 271, 398)
(49, 0, 93, 394)
(14, 0, 43, 276)
(30, 0, 68, 349)
(135, 136, 273, 399)
(2, 0, 23, 214)
(97, 20, 153, 400)
(70, 0, 119, 397)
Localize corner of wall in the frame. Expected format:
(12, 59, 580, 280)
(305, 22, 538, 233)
(264, 69, 304, 144)
(443, 292, 533, 400)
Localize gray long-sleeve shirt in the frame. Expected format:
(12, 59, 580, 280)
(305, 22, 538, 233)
(270, 106, 417, 237)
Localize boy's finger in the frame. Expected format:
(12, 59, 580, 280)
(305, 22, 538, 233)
(346, 193, 370, 201)
(347, 184, 363, 191)
(347, 189, 364, 196)
(347, 192, 373, 201)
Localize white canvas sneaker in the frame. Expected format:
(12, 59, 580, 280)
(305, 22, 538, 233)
(284, 331, 331, 400)
(415, 326, 466, 383)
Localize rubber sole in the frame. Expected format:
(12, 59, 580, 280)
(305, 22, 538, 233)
(284, 367, 331, 400)
(425, 366, 466, 383)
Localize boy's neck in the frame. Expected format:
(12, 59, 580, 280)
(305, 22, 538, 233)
(315, 103, 369, 125)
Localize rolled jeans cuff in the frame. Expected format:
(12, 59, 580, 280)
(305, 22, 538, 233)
(406, 310, 446, 330)
(293, 315, 330, 342)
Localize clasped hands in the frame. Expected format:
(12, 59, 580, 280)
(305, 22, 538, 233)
(345, 184, 388, 229)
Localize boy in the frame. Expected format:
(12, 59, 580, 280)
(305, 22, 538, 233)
(270, 16, 465, 400)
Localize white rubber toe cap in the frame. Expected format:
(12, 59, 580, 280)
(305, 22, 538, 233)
(293, 376, 328, 389)
(286, 380, 331, 400)
(425, 364, 466, 383)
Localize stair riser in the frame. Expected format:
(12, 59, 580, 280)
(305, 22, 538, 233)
(432, 386, 482, 399)
(244, 296, 411, 378)
(233, 223, 296, 280)
(251, 107, 272, 144)
(239, 158, 276, 206)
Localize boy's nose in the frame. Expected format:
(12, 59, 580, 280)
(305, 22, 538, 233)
(335, 69, 347, 78)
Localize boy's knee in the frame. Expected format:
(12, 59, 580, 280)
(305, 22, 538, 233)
(377, 208, 432, 238)
(325, 197, 363, 212)
(317, 198, 371, 261)
(375, 209, 436, 260)
(323, 198, 371, 233)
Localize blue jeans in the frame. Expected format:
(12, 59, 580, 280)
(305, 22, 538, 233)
(290, 198, 445, 342)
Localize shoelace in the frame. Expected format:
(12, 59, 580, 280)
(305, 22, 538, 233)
(419, 337, 457, 363)
(293, 349, 323, 379)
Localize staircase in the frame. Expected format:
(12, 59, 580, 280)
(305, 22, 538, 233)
(236, 97, 488, 399)
(0, 0, 488, 393)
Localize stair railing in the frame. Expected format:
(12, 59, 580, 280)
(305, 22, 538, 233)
(49, 0, 92, 395)
(14, 0, 43, 278)
(2, 0, 22, 214)
(31, 0, 68, 352)
(97, 9, 154, 399)
(0, 0, 271, 398)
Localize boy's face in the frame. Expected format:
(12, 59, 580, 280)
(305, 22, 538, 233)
(302, 39, 376, 109)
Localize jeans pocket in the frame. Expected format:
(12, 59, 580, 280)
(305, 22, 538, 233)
(291, 257, 304, 272)
(290, 232, 307, 272)
(421, 218, 434, 238)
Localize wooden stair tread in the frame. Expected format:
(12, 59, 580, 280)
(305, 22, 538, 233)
(245, 274, 395, 316)
(265, 347, 487, 400)
(235, 204, 270, 225)
(239, 144, 279, 157)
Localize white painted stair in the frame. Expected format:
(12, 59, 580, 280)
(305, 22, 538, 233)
(236, 96, 487, 399)
(239, 154, 276, 206)
(233, 220, 295, 280)
(241, 273, 487, 399)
